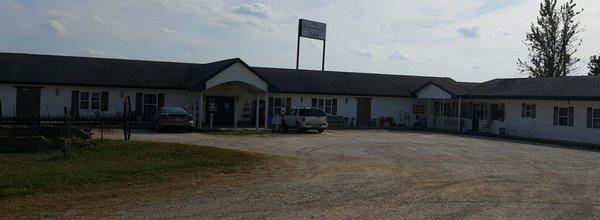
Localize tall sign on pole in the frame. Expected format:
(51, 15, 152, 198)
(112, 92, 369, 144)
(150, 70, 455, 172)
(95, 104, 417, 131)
(296, 19, 327, 71)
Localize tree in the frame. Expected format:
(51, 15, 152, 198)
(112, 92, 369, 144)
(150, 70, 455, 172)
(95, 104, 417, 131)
(517, 0, 584, 77)
(590, 55, 600, 76)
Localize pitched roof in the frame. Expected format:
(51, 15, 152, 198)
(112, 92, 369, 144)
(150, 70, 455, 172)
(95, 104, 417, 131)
(466, 76, 600, 100)
(0, 52, 242, 90)
(253, 67, 466, 97)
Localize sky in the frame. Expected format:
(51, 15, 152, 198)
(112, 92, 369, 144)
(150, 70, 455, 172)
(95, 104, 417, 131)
(0, 0, 599, 82)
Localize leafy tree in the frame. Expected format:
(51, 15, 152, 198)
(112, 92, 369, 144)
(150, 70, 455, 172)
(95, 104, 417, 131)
(518, 0, 584, 77)
(589, 55, 600, 76)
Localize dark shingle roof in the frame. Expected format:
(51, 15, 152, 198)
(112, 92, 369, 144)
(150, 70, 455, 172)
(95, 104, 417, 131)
(0, 52, 240, 90)
(253, 67, 467, 97)
(466, 76, 600, 100)
(3, 52, 599, 100)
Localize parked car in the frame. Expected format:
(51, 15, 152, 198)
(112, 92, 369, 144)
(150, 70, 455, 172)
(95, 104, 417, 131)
(281, 107, 328, 133)
(150, 107, 194, 131)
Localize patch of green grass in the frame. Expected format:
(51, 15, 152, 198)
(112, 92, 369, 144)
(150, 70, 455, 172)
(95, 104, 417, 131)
(0, 140, 261, 198)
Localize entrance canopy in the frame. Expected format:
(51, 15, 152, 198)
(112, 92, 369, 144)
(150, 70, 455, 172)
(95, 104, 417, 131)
(205, 62, 268, 92)
(415, 82, 452, 99)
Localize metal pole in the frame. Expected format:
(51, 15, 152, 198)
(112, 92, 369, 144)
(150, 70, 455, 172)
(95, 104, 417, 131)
(296, 20, 301, 70)
(441, 99, 445, 130)
(427, 99, 431, 128)
(210, 113, 214, 130)
(199, 92, 204, 129)
(255, 94, 259, 130)
(264, 93, 269, 130)
(233, 99, 237, 130)
(322, 40, 326, 71)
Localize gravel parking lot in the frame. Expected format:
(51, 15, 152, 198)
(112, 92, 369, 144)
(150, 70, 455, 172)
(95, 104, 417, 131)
(95, 129, 600, 219)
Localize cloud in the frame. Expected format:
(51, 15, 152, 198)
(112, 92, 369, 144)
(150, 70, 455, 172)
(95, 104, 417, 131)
(389, 51, 409, 60)
(40, 20, 68, 36)
(1, 0, 25, 10)
(75, 49, 125, 59)
(232, 3, 276, 18)
(157, 27, 174, 35)
(454, 24, 485, 39)
(340, 42, 376, 58)
(377, 20, 391, 30)
(38, 10, 77, 19)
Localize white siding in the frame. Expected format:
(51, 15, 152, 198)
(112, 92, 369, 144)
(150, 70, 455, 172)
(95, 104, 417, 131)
(416, 84, 452, 99)
(462, 99, 600, 145)
(0, 84, 191, 117)
(206, 62, 268, 92)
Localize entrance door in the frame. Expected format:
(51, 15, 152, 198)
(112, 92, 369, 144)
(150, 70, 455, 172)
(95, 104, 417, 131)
(206, 96, 235, 126)
(16, 87, 41, 120)
(356, 98, 372, 126)
(472, 104, 480, 132)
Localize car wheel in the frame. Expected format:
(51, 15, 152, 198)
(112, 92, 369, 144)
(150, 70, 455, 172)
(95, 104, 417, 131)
(317, 129, 325, 133)
(295, 122, 302, 133)
(282, 121, 289, 132)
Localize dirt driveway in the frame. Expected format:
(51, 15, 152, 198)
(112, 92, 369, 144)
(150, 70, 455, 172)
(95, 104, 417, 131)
(94, 129, 600, 219)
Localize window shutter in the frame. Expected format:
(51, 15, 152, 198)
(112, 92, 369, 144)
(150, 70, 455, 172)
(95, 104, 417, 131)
(532, 103, 536, 118)
(332, 99, 338, 115)
(568, 107, 574, 127)
(587, 107, 593, 128)
(521, 103, 526, 118)
(101, 91, 109, 112)
(286, 97, 292, 113)
(71, 90, 80, 117)
(553, 106, 559, 126)
(311, 98, 317, 108)
(135, 93, 143, 117)
(268, 97, 274, 116)
(158, 93, 165, 109)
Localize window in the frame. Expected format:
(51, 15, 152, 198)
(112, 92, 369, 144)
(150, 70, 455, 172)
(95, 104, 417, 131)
(587, 108, 600, 129)
(273, 98, 286, 115)
(312, 98, 337, 115)
(91, 92, 101, 110)
(143, 94, 158, 119)
(521, 103, 536, 118)
(594, 109, 600, 128)
(554, 106, 574, 127)
(413, 105, 425, 114)
(80, 92, 89, 110)
(79, 91, 102, 110)
(490, 104, 505, 121)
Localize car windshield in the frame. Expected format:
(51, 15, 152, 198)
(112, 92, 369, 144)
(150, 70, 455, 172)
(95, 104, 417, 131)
(162, 107, 188, 115)
(298, 108, 326, 117)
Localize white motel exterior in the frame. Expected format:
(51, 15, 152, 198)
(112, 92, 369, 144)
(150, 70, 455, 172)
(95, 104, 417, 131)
(1, 53, 600, 145)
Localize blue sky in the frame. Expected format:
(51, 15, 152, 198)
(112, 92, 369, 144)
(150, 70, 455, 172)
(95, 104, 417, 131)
(0, 0, 599, 82)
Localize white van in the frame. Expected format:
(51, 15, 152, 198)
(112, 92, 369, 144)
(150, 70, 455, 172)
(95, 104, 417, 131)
(281, 107, 328, 133)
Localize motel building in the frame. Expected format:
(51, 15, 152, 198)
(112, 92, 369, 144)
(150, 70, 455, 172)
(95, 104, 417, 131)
(1, 52, 600, 145)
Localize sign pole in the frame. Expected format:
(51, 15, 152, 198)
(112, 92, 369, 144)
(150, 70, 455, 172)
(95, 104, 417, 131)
(296, 20, 301, 70)
(322, 40, 326, 71)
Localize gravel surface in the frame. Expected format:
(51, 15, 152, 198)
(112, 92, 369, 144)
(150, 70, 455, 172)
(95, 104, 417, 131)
(92, 129, 600, 219)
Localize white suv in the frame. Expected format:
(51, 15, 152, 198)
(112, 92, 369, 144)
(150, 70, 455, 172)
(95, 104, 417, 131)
(281, 107, 328, 133)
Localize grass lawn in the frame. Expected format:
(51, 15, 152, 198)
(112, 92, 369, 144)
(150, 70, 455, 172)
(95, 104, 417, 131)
(0, 139, 262, 198)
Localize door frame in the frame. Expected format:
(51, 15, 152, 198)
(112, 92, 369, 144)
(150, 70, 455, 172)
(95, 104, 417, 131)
(355, 97, 372, 126)
(15, 86, 42, 119)
(205, 96, 236, 127)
